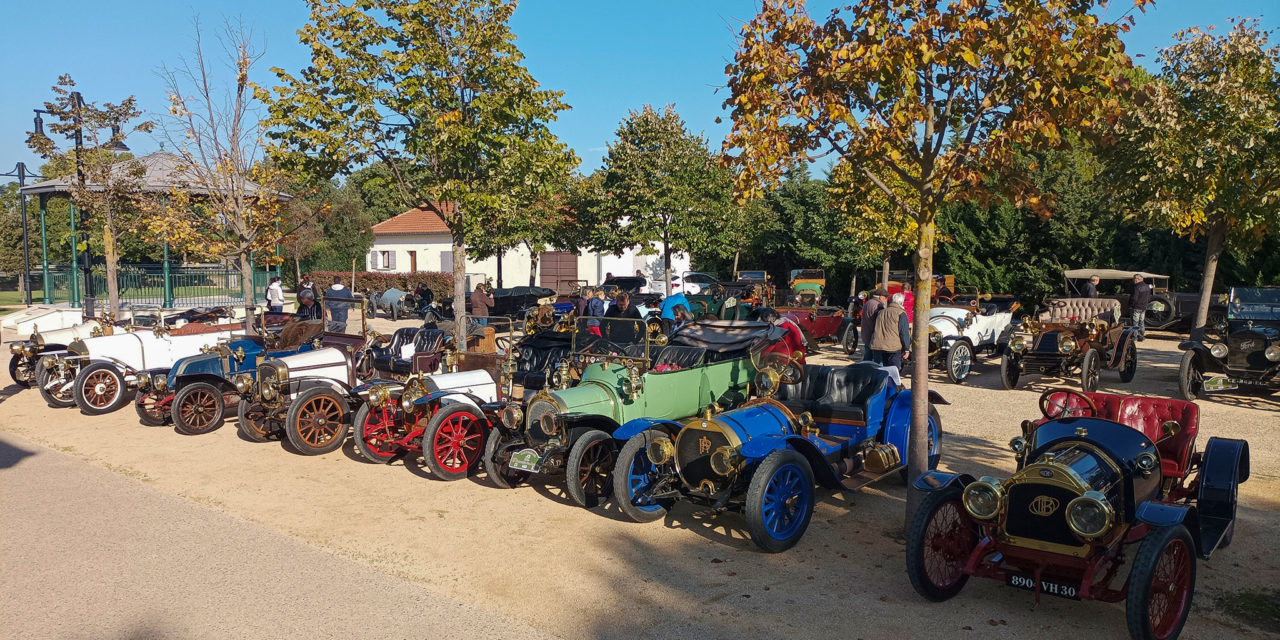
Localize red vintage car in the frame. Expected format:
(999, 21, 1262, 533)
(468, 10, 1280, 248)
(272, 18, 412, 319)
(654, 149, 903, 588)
(777, 306, 857, 355)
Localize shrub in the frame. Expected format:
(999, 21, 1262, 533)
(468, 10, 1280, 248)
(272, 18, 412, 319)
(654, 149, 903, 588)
(308, 270, 454, 300)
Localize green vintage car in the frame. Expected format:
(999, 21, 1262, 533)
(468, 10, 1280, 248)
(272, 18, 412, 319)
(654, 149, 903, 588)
(482, 317, 792, 507)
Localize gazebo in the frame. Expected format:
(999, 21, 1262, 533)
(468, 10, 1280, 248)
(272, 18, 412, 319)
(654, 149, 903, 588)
(19, 151, 289, 309)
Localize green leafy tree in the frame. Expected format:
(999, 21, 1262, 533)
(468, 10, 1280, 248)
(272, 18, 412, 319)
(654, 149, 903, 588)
(723, 0, 1144, 520)
(1109, 19, 1280, 326)
(259, 0, 575, 343)
(346, 163, 412, 223)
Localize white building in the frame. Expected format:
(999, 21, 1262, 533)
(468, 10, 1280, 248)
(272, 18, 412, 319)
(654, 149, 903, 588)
(366, 204, 690, 294)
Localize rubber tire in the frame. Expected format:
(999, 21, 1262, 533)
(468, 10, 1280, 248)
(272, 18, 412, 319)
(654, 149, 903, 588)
(945, 341, 972, 384)
(39, 362, 77, 408)
(1144, 296, 1175, 328)
(899, 405, 943, 483)
(1125, 525, 1196, 640)
(351, 403, 403, 464)
(171, 382, 227, 436)
(905, 484, 975, 601)
(134, 393, 171, 426)
(237, 401, 275, 443)
(421, 404, 487, 481)
(9, 353, 34, 388)
(611, 429, 674, 523)
(285, 387, 350, 455)
(841, 324, 859, 356)
(745, 449, 816, 553)
(999, 351, 1020, 390)
(482, 426, 530, 489)
(1119, 341, 1138, 383)
(73, 362, 132, 415)
(565, 429, 617, 508)
(1177, 351, 1202, 401)
(1080, 349, 1101, 393)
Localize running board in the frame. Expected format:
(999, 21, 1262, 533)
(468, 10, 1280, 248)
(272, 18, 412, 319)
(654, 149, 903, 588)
(839, 466, 901, 492)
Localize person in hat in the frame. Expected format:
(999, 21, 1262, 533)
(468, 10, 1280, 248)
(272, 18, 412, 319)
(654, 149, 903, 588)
(1131, 273, 1152, 340)
(859, 288, 888, 362)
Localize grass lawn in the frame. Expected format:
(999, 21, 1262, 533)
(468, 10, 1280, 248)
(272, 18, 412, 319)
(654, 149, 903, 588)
(0, 290, 27, 317)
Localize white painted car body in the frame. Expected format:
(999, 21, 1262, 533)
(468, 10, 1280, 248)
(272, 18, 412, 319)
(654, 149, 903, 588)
(261, 347, 356, 399)
(424, 369, 499, 410)
(67, 328, 242, 373)
(928, 306, 1014, 349)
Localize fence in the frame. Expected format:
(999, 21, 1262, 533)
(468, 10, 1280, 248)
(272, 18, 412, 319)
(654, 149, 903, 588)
(23, 264, 274, 309)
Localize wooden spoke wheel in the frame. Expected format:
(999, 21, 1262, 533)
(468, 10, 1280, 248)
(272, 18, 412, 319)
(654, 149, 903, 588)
(285, 387, 349, 455)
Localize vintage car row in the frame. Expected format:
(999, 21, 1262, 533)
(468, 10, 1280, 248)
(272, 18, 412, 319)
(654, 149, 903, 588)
(1000, 297, 1139, 392)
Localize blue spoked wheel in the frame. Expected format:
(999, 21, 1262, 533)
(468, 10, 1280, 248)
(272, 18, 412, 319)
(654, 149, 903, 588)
(611, 429, 674, 523)
(745, 449, 815, 553)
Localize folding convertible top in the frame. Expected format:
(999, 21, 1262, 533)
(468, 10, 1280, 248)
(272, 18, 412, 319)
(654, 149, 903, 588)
(669, 320, 785, 353)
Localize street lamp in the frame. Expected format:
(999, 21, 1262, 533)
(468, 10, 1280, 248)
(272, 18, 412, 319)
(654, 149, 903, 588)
(1, 163, 43, 307)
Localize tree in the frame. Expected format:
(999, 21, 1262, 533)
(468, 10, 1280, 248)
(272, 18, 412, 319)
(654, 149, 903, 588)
(259, 0, 575, 344)
(1109, 19, 1280, 327)
(723, 0, 1143, 522)
(584, 105, 733, 293)
(26, 75, 155, 314)
(827, 163, 918, 287)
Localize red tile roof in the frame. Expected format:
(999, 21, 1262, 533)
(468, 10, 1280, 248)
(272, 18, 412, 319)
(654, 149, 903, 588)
(370, 202, 455, 235)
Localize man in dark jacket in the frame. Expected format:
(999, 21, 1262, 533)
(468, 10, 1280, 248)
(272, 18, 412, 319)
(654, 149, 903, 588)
(603, 292, 643, 343)
(1081, 275, 1100, 298)
(1131, 274, 1153, 339)
(858, 288, 887, 362)
(470, 282, 494, 326)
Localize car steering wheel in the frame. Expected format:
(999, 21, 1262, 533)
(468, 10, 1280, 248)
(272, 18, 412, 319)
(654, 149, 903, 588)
(1038, 388, 1097, 420)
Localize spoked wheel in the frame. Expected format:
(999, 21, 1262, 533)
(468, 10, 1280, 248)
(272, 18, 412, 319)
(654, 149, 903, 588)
(1119, 341, 1138, 383)
(745, 449, 816, 553)
(237, 401, 277, 443)
(351, 403, 407, 463)
(1177, 351, 1202, 401)
(999, 351, 1021, 390)
(285, 387, 349, 455)
(945, 341, 972, 384)
(172, 382, 226, 435)
(74, 362, 131, 415)
(565, 429, 616, 508)
(906, 484, 977, 601)
(422, 405, 486, 480)
(134, 393, 171, 426)
(39, 365, 77, 408)
(9, 354, 35, 388)
(1080, 349, 1101, 393)
(841, 323, 858, 356)
(611, 429, 674, 523)
(482, 426, 530, 489)
(1126, 525, 1196, 640)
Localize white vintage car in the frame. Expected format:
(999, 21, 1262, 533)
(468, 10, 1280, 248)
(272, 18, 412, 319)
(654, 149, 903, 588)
(926, 298, 1019, 383)
(8, 316, 123, 387)
(38, 323, 243, 414)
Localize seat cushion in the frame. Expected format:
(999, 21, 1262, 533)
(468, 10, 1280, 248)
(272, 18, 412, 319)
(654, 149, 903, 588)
(1038, 298, 1121, 324)
(776, 365, 831, 404)
(814, 363, 890, 426)
(1116, 396, 1199, 474)
(652, 346, 706, 370)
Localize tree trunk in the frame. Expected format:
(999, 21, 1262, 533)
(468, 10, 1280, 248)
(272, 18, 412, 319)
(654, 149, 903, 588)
(905, 219, 935, 530)
(732, 250, 740, 275)
(881, 251, 891, 290)
(452, 233, 467, 348)
(294, 256, 301, 286)
(238, 251, 256, 335)
(663, 237, 672, 296)
(1193, 221, 1226, 329)
(529, 250, 539, 288)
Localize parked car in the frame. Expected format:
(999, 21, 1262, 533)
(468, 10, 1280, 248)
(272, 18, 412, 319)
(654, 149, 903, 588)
(1176, 286, 1280, 401)
(777, 306, 853, 353)
(1000, 297, 1139, 392)
(440, 285, 556, 319)
(682, 272, 756, 321)
(8, 313, 125, 387)
(611, 361, 946, 552)
(1063, 268, 1226, 331)
(131, 320, 325, 432)
(366, 287, 416, 321)
(786, 269, 827, 306)
(927, 293, 1019, 383)
(906, 388, 1249, 640)
(485, 318, 797, 508)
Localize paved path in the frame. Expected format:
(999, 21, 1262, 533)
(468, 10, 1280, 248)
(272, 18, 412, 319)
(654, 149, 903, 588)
(0, 433, 562, 640)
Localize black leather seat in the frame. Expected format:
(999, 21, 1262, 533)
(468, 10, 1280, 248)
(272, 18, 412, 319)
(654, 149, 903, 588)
(775, 363, 889, 426)
(775, 365, 832, 413)
(386, 328, 447, 375)
(371, 327, 418, 373)
(652, 346, 706, 370)
(513, 332, 573, 390)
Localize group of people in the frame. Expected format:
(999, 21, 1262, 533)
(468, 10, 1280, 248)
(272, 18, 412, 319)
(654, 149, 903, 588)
(265, 273, 352, 332)
(858, 288, 912, 369)
(1079, 273, 1152, 339)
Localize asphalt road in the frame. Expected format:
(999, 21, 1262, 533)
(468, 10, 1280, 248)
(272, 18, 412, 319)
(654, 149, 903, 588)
(0, 432, 562, 640)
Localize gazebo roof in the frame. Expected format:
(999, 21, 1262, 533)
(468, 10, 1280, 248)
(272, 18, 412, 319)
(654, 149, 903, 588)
(19, 150, 291, 200)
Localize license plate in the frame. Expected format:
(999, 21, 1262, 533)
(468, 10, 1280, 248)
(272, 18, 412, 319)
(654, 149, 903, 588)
(507, 448, 543, 473)
(1006, 573, 1080, 600)
(1203, 377, 1238, 392)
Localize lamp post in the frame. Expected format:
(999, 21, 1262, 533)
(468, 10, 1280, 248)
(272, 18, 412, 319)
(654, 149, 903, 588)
(1, 163, 42, 307)
(30, 94, 130, 318)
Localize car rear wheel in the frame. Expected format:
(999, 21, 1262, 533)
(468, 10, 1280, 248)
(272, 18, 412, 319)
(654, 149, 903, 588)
(906, 484, 976, 601)
(1119, 341, 1138, 383)
(1080, 349, 1101, 393)
(566, 429, 616, 508)
(841, 323, 858, 356)
(611, 429, 673, 523)
(351, 403, 405, 463)
(74, 362, 132, 415)
(482, 426, 530, 489)
(134, 393, 171, 426)
(999, 351, 1020, 390)
(945, 341, 972, 384)
(285, 387, 349, 455)
(422, 404, 486, 481)
(9, 354, 35, 388)
(1126, 524, 1196, 640)
(237, 401, 276, 443)
(745, 449, 815, 553)
(172, 382, 227, 435)
(1177, 351, 1202, 401)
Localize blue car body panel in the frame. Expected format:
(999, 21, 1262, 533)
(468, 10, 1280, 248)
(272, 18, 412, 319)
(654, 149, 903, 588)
(166, 338, 313, 388)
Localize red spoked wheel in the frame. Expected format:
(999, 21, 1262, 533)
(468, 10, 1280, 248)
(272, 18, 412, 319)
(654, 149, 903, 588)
(351, 403, 407, 464)
(1127, 525, 1196, 640)
(421, 405, 486, 481)
(906, 484, 977, 601)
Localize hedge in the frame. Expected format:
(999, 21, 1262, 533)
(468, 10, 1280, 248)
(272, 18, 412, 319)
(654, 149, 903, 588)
(308, 270, 455, 300)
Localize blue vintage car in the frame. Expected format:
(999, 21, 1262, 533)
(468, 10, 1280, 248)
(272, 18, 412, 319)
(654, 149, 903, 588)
(610, 362, 946, 552)
(133, 321, 324, 434)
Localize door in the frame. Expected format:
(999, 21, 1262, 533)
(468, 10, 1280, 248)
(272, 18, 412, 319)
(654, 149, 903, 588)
(409, 251, 418, 273)
(539, 252, 577, 291)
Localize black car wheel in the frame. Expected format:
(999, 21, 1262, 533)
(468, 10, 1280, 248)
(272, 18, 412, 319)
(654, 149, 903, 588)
(1080, 349, 1101, 393)
(134, 393, 171, 426)
(1126, 525, 1196, 640)
(237, 401, 277, 442)
(999, 351, 1021, 390)
(1119, 341, 1138, 383)
(565, 429, 616, 508)
(482, 426, 530, 489)
(906, 483, 976, 601)
(1177, 350, 1203, 401)
(945, 341, 972, 384)
(74, 362, 133, 415)
(171, 382, 227, 435)
(841, 323, 858, 356)
(8, 353, 35, 388)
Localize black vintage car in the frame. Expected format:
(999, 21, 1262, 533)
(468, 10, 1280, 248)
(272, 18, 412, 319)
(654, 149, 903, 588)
(1177, 286, 1280, 401)
(907, 388, 1249, 640)
(1000, 297, 1139, 392)
(440, 285, 556, 320)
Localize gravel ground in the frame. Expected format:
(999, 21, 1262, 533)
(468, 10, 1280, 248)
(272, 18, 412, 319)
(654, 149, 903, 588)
(2, 321, 1277, 640)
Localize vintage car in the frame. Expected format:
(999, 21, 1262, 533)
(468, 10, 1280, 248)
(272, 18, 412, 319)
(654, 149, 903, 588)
(440, 284, 557, 319)
(366, 287, 415, 321)
(522, 303, 577, 335)
(685, 270, 773, 319)
(786, 269, 827, 306)
(131, 320, 325, 432)
(927, 293, 1019, 383)
(1177, 286, 1280, 401)
(1063, 269, 1226, 331)
(36, 319, 244, 415)
(1000, 298, 1139, 392)
(610, 361, 946, 552)
(8, 312, 124, 387)
(777, 305, 853, 353)
(484, 318, 799, 507)
(906, 388, 1249, 640)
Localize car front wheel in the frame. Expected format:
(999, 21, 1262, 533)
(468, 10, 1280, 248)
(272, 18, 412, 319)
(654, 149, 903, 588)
(745, 449, 815, 553)
(9, 354, 35, 388)
(566, 429, 617, 508)
(905, 484, 977, 601)
(135, 393, 171, 426)
(611, 429, 673, 523)
(74, 362, 132, 415)
(945, 341, 972, 384)
(1126, 525, 1196, 640)
(841, 324, 858, 356)
(237, 401, 276, 443)
(1177, 351, 1202, 401)
(999, 351, 1021, 390)
(172, 382, 227, 435)
(284, 387, 350, 455)
(482, 426, 530, 489)
(422, 404, 486, 481)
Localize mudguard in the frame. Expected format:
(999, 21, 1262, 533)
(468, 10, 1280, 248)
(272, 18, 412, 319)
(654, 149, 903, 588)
(1197, 437, 1250, 556)
(613, 417, 685, 441)
(172, 372, 233, 391)
(289, 376, 353, 399)
(1178, 343, 1224, 374)
(558, 412, 622, 434)
(1136, 502, 1205, 556)
(739, 434, 839, 489)
(410, 389, 485, 412)
(912, 470, 975, 493)
(1109, 328, 1140, 368)
(927, 390, 950, 405)
(351, 378, 403, 395)
(884, 390, 943, 470)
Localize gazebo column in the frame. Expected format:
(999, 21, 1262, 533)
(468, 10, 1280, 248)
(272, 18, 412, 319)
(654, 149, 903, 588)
(68, 203, 80, 308)
(39, 195, 51, 304)
(162, 240, 174, 309)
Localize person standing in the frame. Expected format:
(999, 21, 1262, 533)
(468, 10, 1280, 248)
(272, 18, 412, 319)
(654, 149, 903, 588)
(901, 282, 916, 323)
(603, 292, 643, 343)
(859, 288, 887, 362)
(1131, 274, 1152, 340)
(323, 276, 351, 333)
(266, 277, 285, 313)
(470, 282, 494, 327)
(586, 288, 607, 337)
(297, 273, 317, 300)
(1082, 275, 1100, 298)
(869, 292, 910, 369)
(659, 291, 690, 321)
(295, 289, 322, 320)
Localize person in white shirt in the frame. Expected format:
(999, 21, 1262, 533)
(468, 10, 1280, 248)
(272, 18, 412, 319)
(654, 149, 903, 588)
(266, 277, 285, 313)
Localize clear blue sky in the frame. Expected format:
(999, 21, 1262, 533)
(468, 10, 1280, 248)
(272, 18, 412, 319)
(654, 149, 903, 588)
(2, 0, 1276, 182)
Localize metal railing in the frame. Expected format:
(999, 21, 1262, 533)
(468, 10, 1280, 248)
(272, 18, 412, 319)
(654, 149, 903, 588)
(31, 264, 274, 309)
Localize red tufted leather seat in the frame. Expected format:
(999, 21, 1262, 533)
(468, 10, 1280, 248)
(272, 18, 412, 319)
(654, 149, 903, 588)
(1038, 391, 1199, 477)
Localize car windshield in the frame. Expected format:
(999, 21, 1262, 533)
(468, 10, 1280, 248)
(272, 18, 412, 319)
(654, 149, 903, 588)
(791, 269, 824, 280)
(1227, 288, 1280, 321)
(736, 270, 767, 282)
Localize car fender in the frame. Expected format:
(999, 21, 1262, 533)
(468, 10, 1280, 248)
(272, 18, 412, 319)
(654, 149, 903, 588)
(912, 470, 976, 493)
(613, 417, 683, 441)
(290, 376, 353, 401)
(1136, 502, 1203, 556)
(740, 434, 838, 489)
(1110, 328, 1139, 367)
(559, 412, 622, 436)
(173, 372, 234, 392)
(1195, 437, 1249, 557)
(883, 390, 945, 455)
(351, 378, 403, 395)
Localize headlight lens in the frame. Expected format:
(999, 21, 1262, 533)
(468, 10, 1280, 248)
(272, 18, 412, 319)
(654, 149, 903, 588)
(753, 369, 780, 397)
(1265, 345, 1280, 362)
(1210, 343, 1228, 359)
(369, 384, 392, 408)
(539, 411, 557, 436)
(40, 355, 56, 370)
(261, 384, 277, 400)
(962, 477, 1003, 520)
(137, 372, 152, 389)
(619, 377, 634, 396)
(709, 446, 742, 476)
(1008, 436, 1027, 454)
(1066, 491, 1113, 539)
(500, 405, 523, 428)
(10, 343, 23, 354)
(154, 376, 168, 391)
(1059, 337, 1076, 354)
(23, 345, 37, 357)
(646, 437, 674, 465)
(1009, 336, 1027, 353)
(234, 374, 252, 394)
